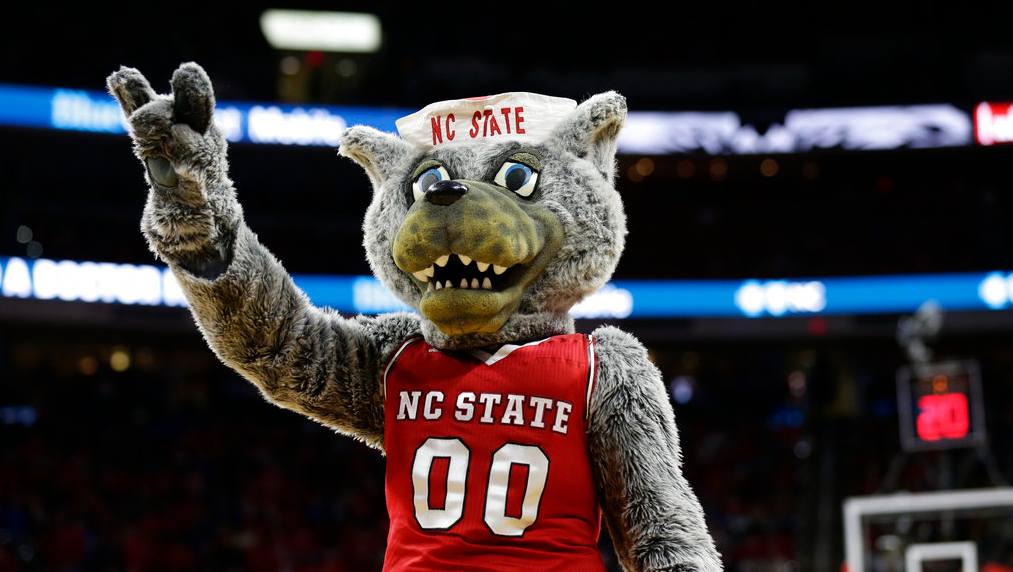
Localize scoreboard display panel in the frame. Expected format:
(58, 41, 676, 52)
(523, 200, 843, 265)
(896, 360, 986, 452)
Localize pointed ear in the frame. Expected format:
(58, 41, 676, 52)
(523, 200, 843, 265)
(338, 125, 416, 188)
(553, 91, 627, 181)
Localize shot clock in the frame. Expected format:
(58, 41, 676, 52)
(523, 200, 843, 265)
(896, 360, 986, 452)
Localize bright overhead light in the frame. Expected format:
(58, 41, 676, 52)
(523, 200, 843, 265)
(260, 9, 381, 53)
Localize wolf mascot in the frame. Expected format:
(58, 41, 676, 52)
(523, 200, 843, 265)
(107, 62, 722, 572)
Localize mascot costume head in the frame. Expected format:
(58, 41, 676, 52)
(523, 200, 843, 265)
(342, 91, 626, 347)
(108, 62, 722, 572)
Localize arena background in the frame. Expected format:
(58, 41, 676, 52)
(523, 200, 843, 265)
(2, 3, 1013, 571)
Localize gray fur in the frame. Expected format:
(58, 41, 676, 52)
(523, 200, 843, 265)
(590, 326, 723, 572)
(340, 95, 628, 350)
(107, 62, 722, 571)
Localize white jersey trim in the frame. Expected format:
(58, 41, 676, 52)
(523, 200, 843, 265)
(464, 337, 551, 366)
(383, 336, 423, 401)
(586, 334, 596, 422)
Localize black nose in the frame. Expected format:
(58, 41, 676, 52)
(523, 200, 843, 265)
(425, 180, 468, 205)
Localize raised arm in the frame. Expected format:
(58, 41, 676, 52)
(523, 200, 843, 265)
(589, 326, 723, 572)
(106, 62, 419, 448)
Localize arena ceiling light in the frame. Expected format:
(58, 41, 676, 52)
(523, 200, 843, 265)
(259, 9, 381, 53)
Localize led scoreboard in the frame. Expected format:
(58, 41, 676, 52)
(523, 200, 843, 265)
(896, 360, 986, 452)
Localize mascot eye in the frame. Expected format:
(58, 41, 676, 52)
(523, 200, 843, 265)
(412, 166, 451, 202)
(494, 162, 538, 197)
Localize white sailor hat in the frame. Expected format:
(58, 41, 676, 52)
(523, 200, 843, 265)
(395, 92, 577, 150)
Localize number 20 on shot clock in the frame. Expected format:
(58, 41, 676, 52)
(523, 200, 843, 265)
(896, 360, 986, 452)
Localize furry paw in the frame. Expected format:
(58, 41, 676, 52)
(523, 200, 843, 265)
(108, 62, 239, 269)
(106, 62, 229, 194)
(107, 62, 215, 135)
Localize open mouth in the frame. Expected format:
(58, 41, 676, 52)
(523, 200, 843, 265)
(411, 254, 515, 292)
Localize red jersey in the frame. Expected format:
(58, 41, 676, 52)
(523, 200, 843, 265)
(382, 333, 605, 572)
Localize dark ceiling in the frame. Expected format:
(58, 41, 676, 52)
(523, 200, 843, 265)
(5, 2, 1013, 111)
(2, 3, 1013, 281)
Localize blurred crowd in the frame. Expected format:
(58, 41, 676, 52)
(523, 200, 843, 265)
(1, 334, 390, 572)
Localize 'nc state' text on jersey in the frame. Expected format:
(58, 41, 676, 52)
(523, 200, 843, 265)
(395, 389, 572, 434)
